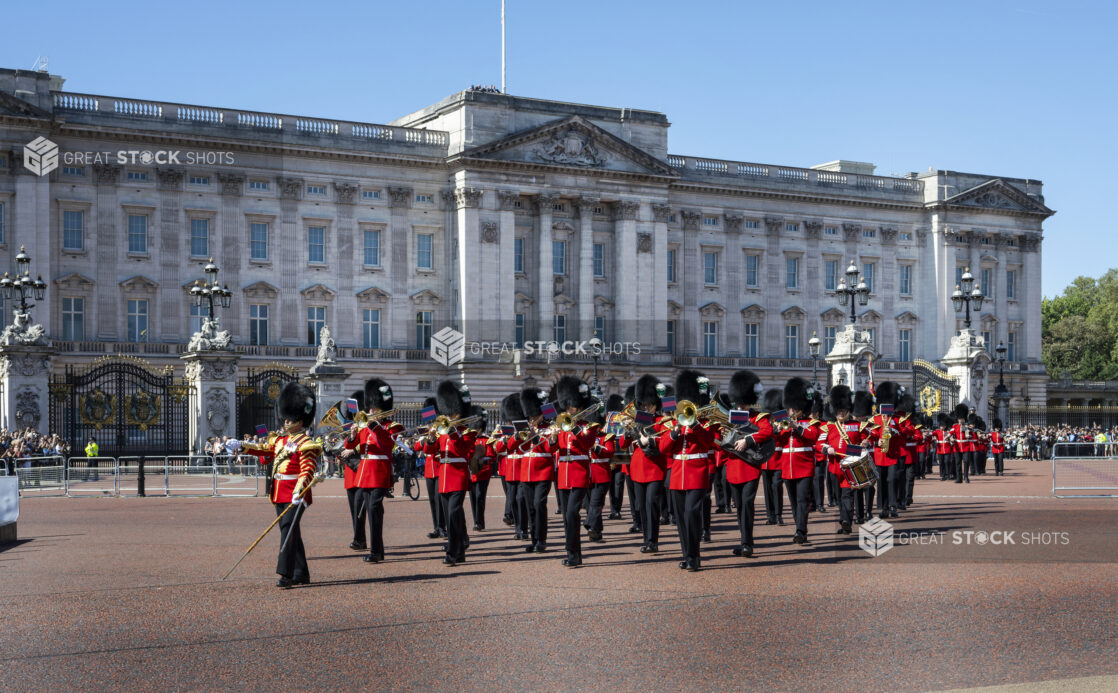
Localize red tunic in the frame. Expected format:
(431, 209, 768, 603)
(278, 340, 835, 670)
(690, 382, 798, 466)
(345, 421, 403, 489)
(868, 415, 906, 467)
(824, 420, 868, 489)
(776, 419, 821, 480)
(725, 411, 771, 485)
(659, 423, 716, 491)
(990, 431, 1004, 454)
(589, 430, 616, 485)
(520, 434, 556, 483)
(625, 416, 669, 483)
(415, 436, 440, 480)
(556, 426, 594, 490)
(436, 427, 478, 493)
(471, 440, 495, 483)
(898, 415, 919, 465)
(246, 432, 320, 505)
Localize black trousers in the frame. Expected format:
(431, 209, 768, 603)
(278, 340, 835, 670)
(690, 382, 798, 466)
(525, 480, 550, 546)
(994, 452, 1004, 474)
(661, 470, 673, 523)
(501, 477, 514, 520)
(515, 481, 531, 537)
(556, 484, 567, 516)
(557, 487, 587, 560)
(275, 502, 309, 580)
(702, 488, 712, 534)
(762, 469, 783, 521)
(440, 490, 467, 559)
(978, 451, 988, 474)
(728, 479, 759, 549)
(425, 477, 444, 533)
(812, 461, 827, 510)
(356, 487, 388, 557)
(346, 486, 366, 545)
(954, 451, 969, 482)
(586, 481, 610, 534)
(894, 463, 908, 509)
(712, 466, 729, 511)
(839, 486, 857, 526)
(672, 488, 705, 562)
(625, 475, 643, 530)
(783, 476, 813, 537)
(904, 464, 916, 506)
(875, 464, 897, 512)
(634, 479, 663, 546)
(609, 468, 624, 515)
(968, 451, 979, 476)
(827, 471, 840, 506)
(938, 452, 951, 480)
(469, 478, 489, 529)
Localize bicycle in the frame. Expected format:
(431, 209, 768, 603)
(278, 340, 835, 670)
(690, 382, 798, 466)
(392, 448, 423, 501)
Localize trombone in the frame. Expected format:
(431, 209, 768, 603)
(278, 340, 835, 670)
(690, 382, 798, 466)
(432, 413, 484, 436)
(554, 401, 603, 434)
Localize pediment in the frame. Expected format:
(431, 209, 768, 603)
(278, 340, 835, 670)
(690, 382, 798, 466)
(119, 275, 158, 292)
(820, 307, 845, 322)
(594, 295, 614, 312)
(699, 301, 725, 318)
(409, 288, 441, 306)
(454, 115, 677, 178)
(554, 293, 576, 308)
(667, 300, 683, 318)
(940, 179, 1054, 217)
(356, 285, 391, 303)
(515, 291, 535, 308)
(243, 280, 280, 298)
(53, 272, 95, 290)
(895, 311, 919, 325)
(859, 309, 882, 323)
(552, 220, 575, 232)
(0, 92, 52, 119)
(781, 305, 806, 320)
(740, 303, 766, 319)
(301, 283, 336, 301)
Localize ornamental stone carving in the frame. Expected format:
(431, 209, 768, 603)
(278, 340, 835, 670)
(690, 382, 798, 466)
(333, 181, 358, 204)
(315, 325, 337, 366)
(637, 233, 653, 253)
(681, 210, 702, 231)
(534, 193, 560, 212)
(14, 386, 41, 431)
(155, 168, 184, 190)
(276, 177, 303, 199)
(764, 216, 784, 234)
(205, 389, 230, 437)
(217, 172, 243, 196)
(880, 226, 898, 243)
(0, 311, 47, 346)
(615, 201, 639, 221)
(803, 220, 822, 237)
(3, 351, 51, 377)
(481, 222, 499, 243)
(387, 187, 413, 208)
(497, 190, 520, 211)
(92, 163, 121, 185)
(187, 317, 233, 352)
(535, 128, 605, 167)
(454, 188, 483, 208)
(651, 203, 672, 223)
(1022, 234, 1042, 252)
(842, 223, 862, 241)
(724, 214, 744, 233)
(916, 228, 928, 243)
(185, 357, 238, 382)
(575, 196, 599, 216)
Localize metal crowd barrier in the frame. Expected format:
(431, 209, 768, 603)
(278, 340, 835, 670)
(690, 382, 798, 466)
(65, 457, 119, 496)
(0, 456, 267, 499)
(12, 456, 67, 496)
(1051, 442, 1118, 498)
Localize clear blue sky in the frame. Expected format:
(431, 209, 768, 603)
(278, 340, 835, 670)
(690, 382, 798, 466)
(5, 0, 1114, 298)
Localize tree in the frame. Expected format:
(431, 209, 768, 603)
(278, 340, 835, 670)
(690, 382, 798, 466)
(1042, 271, 1118, 379)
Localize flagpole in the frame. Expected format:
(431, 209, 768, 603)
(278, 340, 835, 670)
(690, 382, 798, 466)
(501, 0, 506, 93)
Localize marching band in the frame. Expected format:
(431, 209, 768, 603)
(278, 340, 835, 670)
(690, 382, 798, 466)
(238, 370, 1005, 586)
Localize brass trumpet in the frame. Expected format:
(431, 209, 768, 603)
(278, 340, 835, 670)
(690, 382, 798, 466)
(554, 401, 603, 433)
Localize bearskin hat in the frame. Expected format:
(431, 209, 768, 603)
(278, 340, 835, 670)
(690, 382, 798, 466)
(501, 393, 524, 423)
(953, 403, 970, 421)
(728, 370, 762, 408)
(853, 391, 875, 418)
(556, 375, 593, 412)
(714, 391, 733, 415)
(635, 375, 662, 410)
(810, 390, 825, 418)
(277, 382, 316, 429)
(472, 404, 489, 430)
(436, 380, 468, 418)
(993, 417, 1003, 430)
(937, 412, 951, 428)
(762, 388, 783, 413)
(967, 412, 979, 426)
(623, 385, 635, 407)
(364, 377, 393, 412)
(896, 393, 916, 415)
(875, 381, 903, 408)
(606, 394, 624, 412)
(830, 385, 853, 414)
(782, 377, 813, 413)
(519, 387, 548, 420)
(675, 369, 711, 407)
(350, 389, 366, 413)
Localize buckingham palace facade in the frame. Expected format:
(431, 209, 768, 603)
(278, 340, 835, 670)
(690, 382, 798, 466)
(0, 67, 1050, 404)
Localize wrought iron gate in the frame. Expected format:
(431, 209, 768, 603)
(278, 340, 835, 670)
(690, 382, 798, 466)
(911, 359, 960, 417)
(49, 356, 190, 457)
(235, 365, 301, 438)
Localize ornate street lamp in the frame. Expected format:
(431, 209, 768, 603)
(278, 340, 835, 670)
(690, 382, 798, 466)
(835, 260, 870, 325)
(951, 266, 984, 329)
(190, 257, 233, 329)
(587, 336, 603, 399)
(1, 245, 48, 320)
(808, 331, 821, 388)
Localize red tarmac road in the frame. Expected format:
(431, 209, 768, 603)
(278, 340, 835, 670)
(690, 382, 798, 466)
(2, 461, 1116, 691)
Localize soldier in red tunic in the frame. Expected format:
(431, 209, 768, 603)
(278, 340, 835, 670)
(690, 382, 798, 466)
(242, 382, 320, 588)
(896, 394, 919, 510)
(991, 417, 1006, 475)
(623, 375, 666, 553)
(414, 397, 445, 540)
(725, 369, 770, 558)
(432, 381, 477, 566)
(519, 387, 556, 553)
(866, 381, 907, 519)
(760, 388, 785, 526)
(340, 378, 403, 564)
(820, 385, 869, 533)
(343, 389, 366, 551)
(951, 404, 970, 484)
(935, 412, 954, 481)
(495, 393, 527, 537)
(603, 393, 627, 523)
(553, 376, 596, 567)
(583, 405, 615, 544)
(776, 377, 822, 545)
(468, 405, 493, 531)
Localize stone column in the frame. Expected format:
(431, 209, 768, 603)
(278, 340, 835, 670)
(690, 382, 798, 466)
(941, 328, 992, 410)
(614, 200, 640, 345)
(576, 196, 599, 341)
(215, 172, 243, 341)
(182, 350, 239, 455)
(764, 216, 786, 358)
(157, 169, 187, 342)
(496, 191, 520, 345)
(879, 226, 898, 358)
(92, 164, 121, 340)
(1021, 234, 1042, 363)
(825, 324, 875, 393)
(651, 203, 672, 353)
(681, 210, 702, 356)
(331, 182, 358, 346)
(387, 187, 412, 349)
(454, 188, 483, 339)
(534, 193, 559, 343)
(0, 345, 55, 436)
(276, 177, 303, 345)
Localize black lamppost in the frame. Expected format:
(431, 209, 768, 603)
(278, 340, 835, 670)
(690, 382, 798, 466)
(588, 336, 603, 399)
(994, 341, 1009, 423)
(188, 257, 233, 327)
(951, 267, 985, 329)
(835, 260, 870, 324)
(0, 246, 48, 318)
(808, 331, 821, 388)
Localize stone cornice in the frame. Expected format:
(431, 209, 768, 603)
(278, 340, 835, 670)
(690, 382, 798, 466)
(681, 210, 701, 230)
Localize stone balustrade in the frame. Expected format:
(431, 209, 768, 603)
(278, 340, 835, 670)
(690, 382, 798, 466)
(667, 154, 924, 198)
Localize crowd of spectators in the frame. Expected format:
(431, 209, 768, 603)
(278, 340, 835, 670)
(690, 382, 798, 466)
(1002, 424, 1118, 458)
(1, 428, 69, 474)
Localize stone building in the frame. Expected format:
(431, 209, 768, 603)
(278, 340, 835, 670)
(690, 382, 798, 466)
(0, 67, 1050, 412)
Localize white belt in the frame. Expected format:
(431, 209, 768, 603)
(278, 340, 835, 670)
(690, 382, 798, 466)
(591, 458, 611, 464)
(905, 443, 917, 447)
(558, 455, 589, 462)
(361, 454, 390, 460)
(441, 457, 467, 464)
(673, 453, 709, 460)
(784, 447, 813, 453)
(522, 452, 551, 458)
(274, 473, 300, 480)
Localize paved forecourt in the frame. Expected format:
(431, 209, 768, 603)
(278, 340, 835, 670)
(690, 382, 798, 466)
(2, 460, 1116, 691)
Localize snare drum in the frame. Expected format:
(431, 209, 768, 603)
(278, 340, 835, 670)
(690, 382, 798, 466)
(840, 452, 877, 489)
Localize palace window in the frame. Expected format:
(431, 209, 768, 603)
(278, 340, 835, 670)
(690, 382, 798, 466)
(703, 216, 718, 227)
(667, 249, 677, 283)
(899, 264, 912, 295)
(552, 240, 567, 275)
(63, 210, 84, 251)
(362, 309, 381, 349)
(514, 237, 524, 273)
(250, 222, 269, 261)
(785, 324, 799, 359)
(190, 218, 209, 257)
(744, 322, 759, 358)
(553, 314, 567, 343)
(593, 243, 605, 277)
(416, 311, 433, 349)
(127, 171, 148, 182)
(307, 306, 326, 346)
(62, 297, 85, 341)
(786, 257, 800, 290)
(825, 260, 838, 291)
(594, 316, 606, 341)
(981, 268, 992, 298)
(667, 320, 676, 355)
(863, 262, 876, 293)
(127, 299, 148, 343)
(704, 252, 718, 285)
(416, 194, 433, 204)
(824, 325, 836, 354)
(899, 329, 911, 362)
(190, 302, 210, 335)
(62, 166, 84, 176)
(1006, 270, 1017, 300)
(306, 184, 326, 196)
(824, 225, 838, 236)
(363, 229, 380, 266)
(745, 220, 759, 230)
(362, 190, 381, 200)
(127, 214, 148, 254)
(249, 180, 269, 191)
(308, 226, 326, 264)
(249, 304, 269, 345)
(703, 321, 718, 357)
(515, 313, 525, 348)
(417, 233, 433, 270)
(785, 223, 799, 233)
(189, 175, 210, 186)
(1008, 331, 1018, 361)
(746, 255, 759, 287)
(862, 228, 876, 239)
